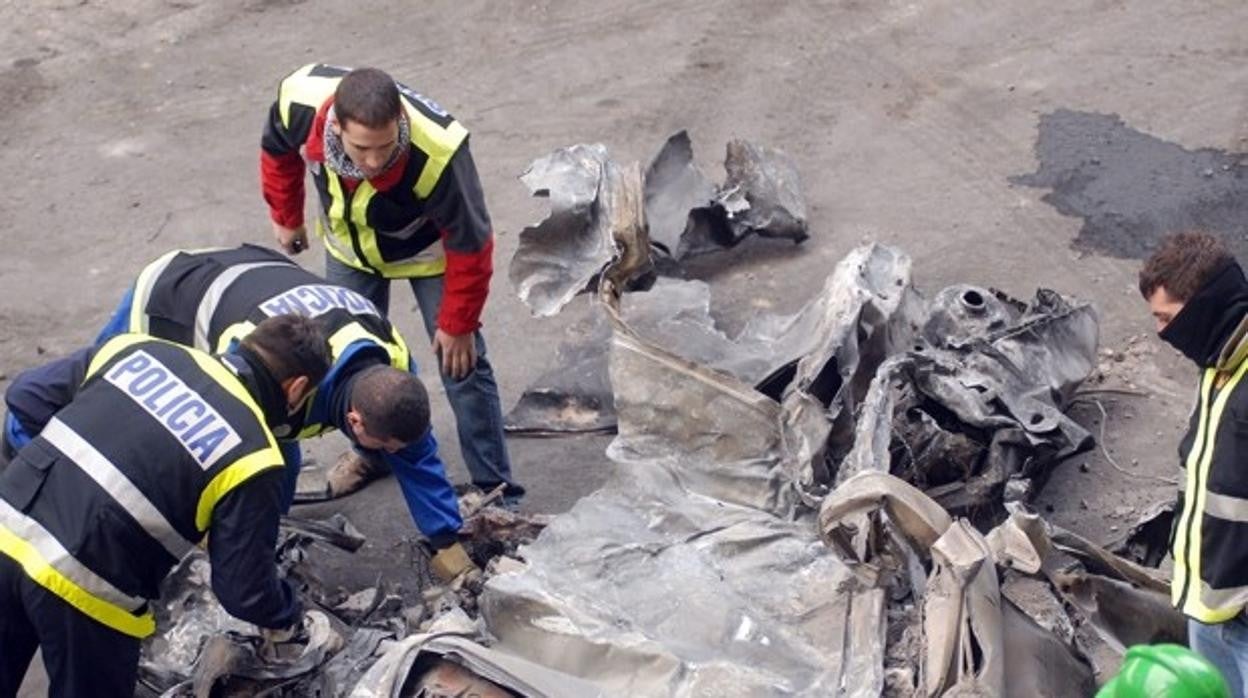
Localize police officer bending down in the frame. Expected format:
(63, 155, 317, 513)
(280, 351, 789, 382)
(0, 314, 331, 698)
(3, 244, 481, 583)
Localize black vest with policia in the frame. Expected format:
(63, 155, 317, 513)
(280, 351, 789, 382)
(127, 245, 410, 437)
(0, 335, 282, 638)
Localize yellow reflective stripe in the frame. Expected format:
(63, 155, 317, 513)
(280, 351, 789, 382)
(352, 182, 386, 270)
(296, 423, 325, 439)
(1200, 579, 1248, 622)
(318, 171, 366, 270)
(327, 323, 409, 371)
(128, 249, 183, 333)
(1171, 369, 1214, 605)
(185, 347, 283, 531)
(1178, 359, 1248, 619)
(85, 334, 155, 380)
(406, 105, 468, 198)
(42, 419, 193, 561)
(0, 498, 147, 614)
(278, 64, 336, 129)
(212, 320, 258, 355)
(388, 327, 411, 369)
(195, 447, 283, 531)
(0, 524, 155, 638)
(295, 324, 410, 439)
(318, 184, 447, 278)
(369, 254, 446, 278)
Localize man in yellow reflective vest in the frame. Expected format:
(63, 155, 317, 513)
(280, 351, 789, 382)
(1141, 231, 1248, 698)
(259, 64, 521, 503)
(0, 315, 331, 697)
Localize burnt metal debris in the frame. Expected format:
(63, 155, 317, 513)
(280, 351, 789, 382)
(137, 506, 557, 698)
(482, 138, 1166, 696)
(145, 136, 1162, 697)
(506, 132, 810, 433)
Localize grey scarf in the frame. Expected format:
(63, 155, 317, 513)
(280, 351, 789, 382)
(323, 105, 410, 180)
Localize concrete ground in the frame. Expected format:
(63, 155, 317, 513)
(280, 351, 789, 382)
(2, 1, 1246, 693)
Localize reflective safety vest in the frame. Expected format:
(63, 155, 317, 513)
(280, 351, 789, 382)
(128, 245, 411, 438)
(0, 335, 282, 638)
(1171, 356, 1248, 622)
(277, 63, 468, 278)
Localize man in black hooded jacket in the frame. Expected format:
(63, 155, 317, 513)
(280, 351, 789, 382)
(1141, 230, 1248, 697)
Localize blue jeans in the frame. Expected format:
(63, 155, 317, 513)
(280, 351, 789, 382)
(324, 254, 522, 499)
(1190, 616, 1248, 698)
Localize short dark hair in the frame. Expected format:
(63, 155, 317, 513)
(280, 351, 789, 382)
(1139, 231, 1235, 302)
(242, 315, 332, 386)
(351, 366, 430, 443)
(334, 67, 401, 129)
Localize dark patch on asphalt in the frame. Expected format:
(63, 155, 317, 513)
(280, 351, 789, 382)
(1012, 109, 1248, 260)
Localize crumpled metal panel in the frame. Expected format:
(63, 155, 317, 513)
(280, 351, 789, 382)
(483, 244, 901, 694)
(923, 521, 1004, 696)
(509, 144, 625, 318)
(643, 133, 808, 260)
(504, 308, 616, 435)
(500, 138, 1112, 694)
(833, 285, 1097, 515)
(820, 472, 1099, 698)
(643, 131, 717, 259)
(522, 243, 918, 494)
(713, 139, 809, 248)
(508, 134, 816, 431)
(506, 245, 922, 443)
(140, 550, 346, 697)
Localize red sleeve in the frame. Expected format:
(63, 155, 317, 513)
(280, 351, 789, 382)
(260, 150, 307, 229)
(438, 235, 494, 336)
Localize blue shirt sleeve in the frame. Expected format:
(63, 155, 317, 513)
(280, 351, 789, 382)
(383, 429, 464, 548)
(4, 347, 93, 439)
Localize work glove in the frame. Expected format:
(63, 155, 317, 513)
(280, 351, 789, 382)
(258, 613, 308, 661)
(430, 542, 483, 586)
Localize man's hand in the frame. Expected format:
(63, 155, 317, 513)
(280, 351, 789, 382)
(272, 222, 308, 255)
(432, 329, 477, 380)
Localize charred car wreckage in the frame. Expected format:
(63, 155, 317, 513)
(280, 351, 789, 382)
(138, 134, 1179, 697)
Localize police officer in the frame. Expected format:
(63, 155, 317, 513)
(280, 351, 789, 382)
(259, 63, 522, 505)
(1141, 232, 1248, 697)
(0, 314, 331, 697)
(4, 244, 478, 582)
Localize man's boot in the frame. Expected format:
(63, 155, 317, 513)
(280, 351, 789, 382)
(326, 450, 392, 498)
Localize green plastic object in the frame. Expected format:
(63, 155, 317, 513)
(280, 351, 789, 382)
(1097, 644, 1232, 698)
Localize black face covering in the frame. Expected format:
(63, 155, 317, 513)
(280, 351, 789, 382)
(227, 344, 292, 431)
(1159, 261, 1248, 368)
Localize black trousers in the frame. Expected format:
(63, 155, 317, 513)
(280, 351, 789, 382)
(0, 554, 140, 697)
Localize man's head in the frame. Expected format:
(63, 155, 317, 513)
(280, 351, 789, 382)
(346, 366, 431, 453)
(331, 67, 402, 178)
(241, 315, 332, 413)
(1139, 231, 1235, 332)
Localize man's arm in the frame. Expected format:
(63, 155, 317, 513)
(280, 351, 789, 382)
(424, 143, 495, 338)
(207, 468, 301, 629)
(383, 430, 464, 548)
(321, 354, 461, 543)
(260, 90, 315, 251)
(4, 347, 93, 443)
